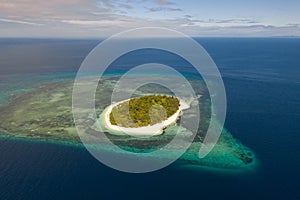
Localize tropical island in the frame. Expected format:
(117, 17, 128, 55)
(0, 76, 257, 171)
(103, 95, 189, 136)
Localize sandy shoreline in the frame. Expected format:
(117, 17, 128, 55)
(102, 97, 190, 136)
(0, 79, 257, 170)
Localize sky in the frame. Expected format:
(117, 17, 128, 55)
(0, 0, 300, 38)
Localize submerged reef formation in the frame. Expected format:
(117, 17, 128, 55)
(0, 76, 256, 171)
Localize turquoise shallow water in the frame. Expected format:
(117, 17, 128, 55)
(0, 71, 255, 171)
(0, 73, 75, 106)
(0, 38, 299, 199)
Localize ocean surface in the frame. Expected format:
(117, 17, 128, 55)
(0, 38, 299, 199)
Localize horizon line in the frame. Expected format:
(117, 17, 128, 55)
(0, 36, 300, 40)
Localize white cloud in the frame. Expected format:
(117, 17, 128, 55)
(61, 19, 128, 26)
(0, 18, 43, 26)
(0, 0, 299, 38)
(145, 7, 182, 12)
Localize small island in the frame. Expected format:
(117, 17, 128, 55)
(0, 77, 257, 171)
(102, 95, 190, 136)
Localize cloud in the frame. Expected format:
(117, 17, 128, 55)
(61, 19, 118, 26)
(0, 0, 99, 19)
(0, 18, 43, 26)
(286, 23, 300, 27)
(184, 15, 192, 18)
(0, 0, 299, 38)
(145, 7, 182, 12)
(152, 0, 175, 6)
(143, 0, 181, 13)
(192, 24, 300, 37)
(215, 19, 259, 24)
(61, 18, 133, 26)
(179, 16, 260, 26)
(95, 0, 133, 13)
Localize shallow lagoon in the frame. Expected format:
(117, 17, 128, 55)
(0, 74, 256, 171)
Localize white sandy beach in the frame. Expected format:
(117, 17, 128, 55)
(102, 97, 190, 136)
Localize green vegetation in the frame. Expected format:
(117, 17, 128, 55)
(0, 77, 256, 170)
(109, 95, 180, 127)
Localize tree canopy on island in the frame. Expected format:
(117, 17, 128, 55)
(109, 95, 180, 127)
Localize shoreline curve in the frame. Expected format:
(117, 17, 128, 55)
(101, 97, 190, 136)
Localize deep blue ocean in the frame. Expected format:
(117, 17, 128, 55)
(0, 38, 299, 199)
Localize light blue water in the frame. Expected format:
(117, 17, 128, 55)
(0, 38, 299, 199)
